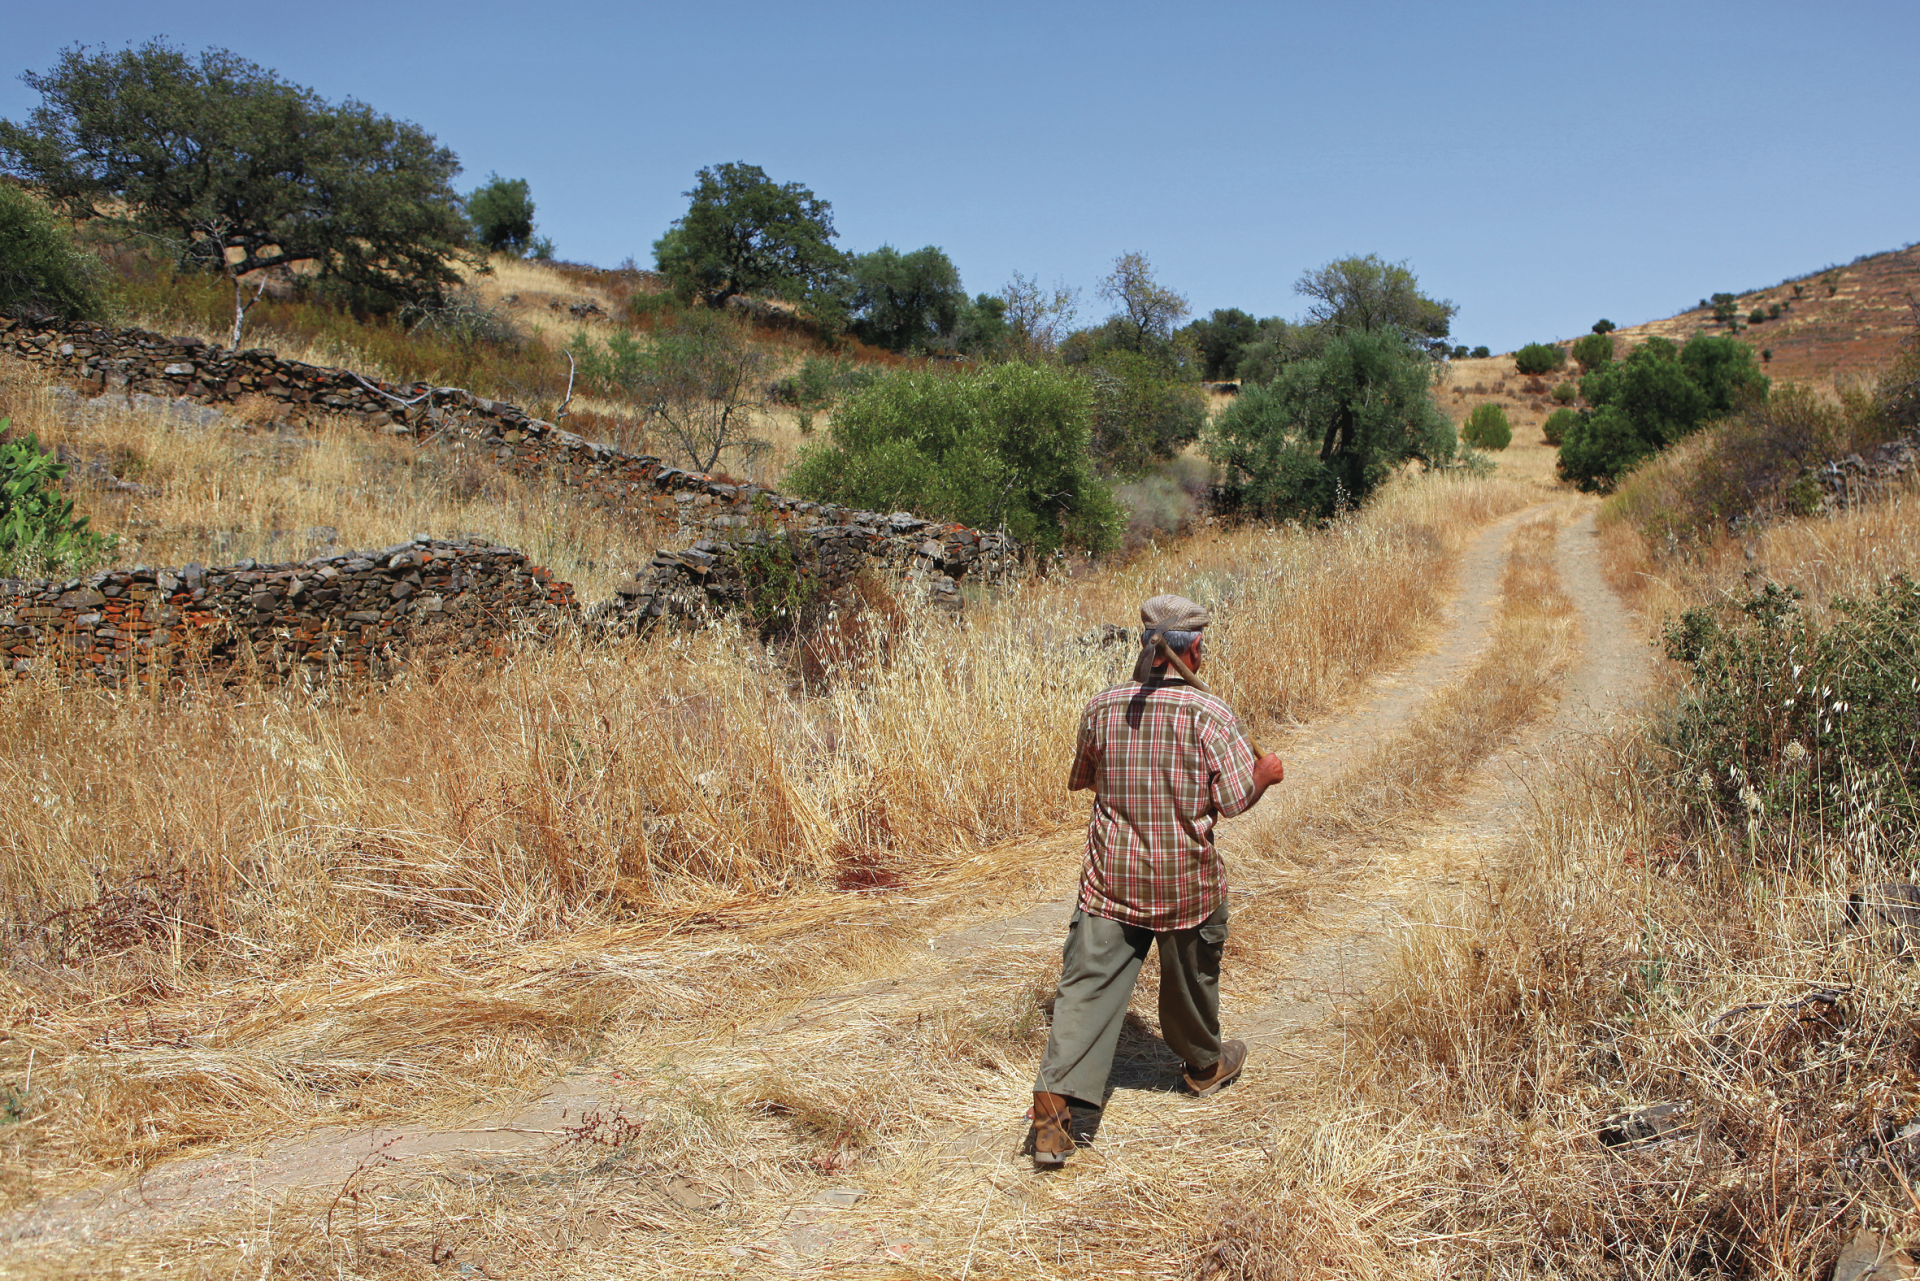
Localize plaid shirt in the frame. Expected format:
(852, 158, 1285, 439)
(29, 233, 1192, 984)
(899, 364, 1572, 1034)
(1068, 678, 1260, 931)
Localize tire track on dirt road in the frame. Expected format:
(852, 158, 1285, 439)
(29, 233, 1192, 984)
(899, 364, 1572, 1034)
(0, 498, 1651, 1275)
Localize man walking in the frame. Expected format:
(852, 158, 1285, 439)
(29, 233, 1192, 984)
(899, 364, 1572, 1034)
(1029, 594, 1285, 1167)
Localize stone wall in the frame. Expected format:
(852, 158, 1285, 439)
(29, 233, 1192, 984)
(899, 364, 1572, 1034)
(0, 315, 1023, 684)
(0, 537, 573, 684)
(0, 315, 1018, 602)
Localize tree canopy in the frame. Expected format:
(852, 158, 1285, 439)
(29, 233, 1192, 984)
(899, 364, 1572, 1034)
(1208, 328, 1456, 520)
(844, 244, 967, 353)
(652, 162, 845, 310)
(0, 40, 470, 315)
(1096, 252, 1190, 354)
(1294, 255, 1457, 352)
(467, 173, 549, 258)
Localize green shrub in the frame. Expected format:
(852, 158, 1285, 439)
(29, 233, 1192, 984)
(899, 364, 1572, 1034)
(1461, 403, 1512, 450)
(1513, 342, 1566, 375)
(1542, 407, 1579, 445)
(1471, 346, 1490, 360)
(1556, 404, 1651, 491)
(787, 363, 1120, 555)
(1084, 349, 1207, 477)
(1748, 308, 1768, 325)
(0, 184, 102, 319)
(1592, 319, 1616, 334)
(1451, 344, 1469, 360)
(1711, 293, 1739, 324)
(1570, 331, 1614, 372)
(1551, 381, 1577, 404)
(1663, 578, 1920, 863)
(1207, 328, 1456, 521)
(0, 424, 115, 576)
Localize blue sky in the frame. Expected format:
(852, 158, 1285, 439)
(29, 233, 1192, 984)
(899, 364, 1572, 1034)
(6, 0, 1915, 353)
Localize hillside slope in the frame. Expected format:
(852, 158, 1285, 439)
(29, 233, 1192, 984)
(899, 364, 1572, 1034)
(1603, 242, 1919, 386)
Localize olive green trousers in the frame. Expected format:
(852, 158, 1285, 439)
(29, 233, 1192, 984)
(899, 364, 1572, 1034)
(1032, 902, 1229, 1107)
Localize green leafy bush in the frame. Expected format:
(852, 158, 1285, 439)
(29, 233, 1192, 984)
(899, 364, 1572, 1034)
(0, 424, 115, 576)
(1514, 343, 1566, 375)
(1208, 328, 1455, 521)
(1084, 349, 1207, 477)
(1461, 403, 1512, 450)
(1558, 334, 1768, 491)
(788, 363, 1120, 555)
(1551, 381, 1578, 404)
(0, 184, 102, 319)
(1592, 319, 1616, 334)
(1748, 308, 1768, 325)
(1470, 346, 1490, 360)
(1663, 578, 1920, 863)
(1570, 332, 1614, 373)
(1542, 407, 1579, 445)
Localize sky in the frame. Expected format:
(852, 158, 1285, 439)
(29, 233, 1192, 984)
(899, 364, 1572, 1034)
(4, 0, 1916, 354)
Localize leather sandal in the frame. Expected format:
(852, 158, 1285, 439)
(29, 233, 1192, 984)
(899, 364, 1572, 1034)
(1183, 1039, 1248, 1097)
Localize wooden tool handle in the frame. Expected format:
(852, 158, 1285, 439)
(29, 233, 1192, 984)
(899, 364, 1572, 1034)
(1155, 637, 1266, 760)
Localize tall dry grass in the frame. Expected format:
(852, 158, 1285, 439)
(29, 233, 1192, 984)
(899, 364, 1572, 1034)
(0, 456, 1534, 1192)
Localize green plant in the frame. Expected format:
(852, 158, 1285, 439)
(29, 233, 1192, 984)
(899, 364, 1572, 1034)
(1084, 348, 1207, 477)
(1450, 344, 1469, 360)
(843, 244, 966, 353)
(1550, 381, 1577, 405)
(1, 40, 470, 330)
(1749, 308, 1768, 325)
(1711, 292, 1740, 324)
(731, 496, 823, 640)
(0, 424, 116, 576)
(1570, 332, 1614, 373)
(1559, 334, 1769, 491)
(651, 161, 845, 311)
(1183, 308, 1261, 381)
(1542, 407, 1579, 446)
(1208, 328, 1456, 520)
(1762, 348, 1773, 364)
(1097, 252, 1191, 354)
(1461, 402, 1512, 450)
(788, 362, 1120, 555)
(1294, 254, 1457, 355)
(569, 311, 768, 473)
(1663, 577, 1920, 862)
(1470, 346, 1490, 360)
(0, 183, 103, 319)
(466, 173, 545, 257)
(1592, 319, 1616, 334)
(1513, 343, 1566, 375)
(777, 354, 879, 434)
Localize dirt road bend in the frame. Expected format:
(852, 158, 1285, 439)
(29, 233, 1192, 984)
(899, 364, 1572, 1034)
(1, 497, 1656, 1278)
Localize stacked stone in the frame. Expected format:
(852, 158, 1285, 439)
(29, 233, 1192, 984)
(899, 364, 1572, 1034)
(3, 313, 1022, 627)
(0, 537, 574, 685)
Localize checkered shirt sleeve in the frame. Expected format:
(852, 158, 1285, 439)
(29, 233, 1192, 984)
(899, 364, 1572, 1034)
(1068, 681, 1259, 931)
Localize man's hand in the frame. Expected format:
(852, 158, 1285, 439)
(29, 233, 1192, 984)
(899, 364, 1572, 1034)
(1248, 752, 1285, 807)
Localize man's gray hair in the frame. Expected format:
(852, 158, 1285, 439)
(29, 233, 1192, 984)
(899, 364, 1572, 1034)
(1160, 630, 1202, 655)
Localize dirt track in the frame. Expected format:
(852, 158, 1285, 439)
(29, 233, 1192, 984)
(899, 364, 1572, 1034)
(0, 496, 1655, 1276)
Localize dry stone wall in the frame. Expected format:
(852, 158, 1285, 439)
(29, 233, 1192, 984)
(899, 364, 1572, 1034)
(0, 315, 1017, 599)
(0, 537, 573, 685)
(0, 315, 1021, 684)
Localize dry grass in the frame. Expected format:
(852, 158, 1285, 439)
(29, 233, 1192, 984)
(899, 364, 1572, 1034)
(0, 414, 1535, 1227)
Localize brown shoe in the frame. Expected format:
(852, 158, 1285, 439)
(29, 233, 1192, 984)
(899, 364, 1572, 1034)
(1029, 1092, 1074, 1167)
(1183, 1039, 1248, 1097)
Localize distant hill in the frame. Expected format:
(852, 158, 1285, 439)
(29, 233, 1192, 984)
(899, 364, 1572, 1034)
(1601, 242, 1920, 386)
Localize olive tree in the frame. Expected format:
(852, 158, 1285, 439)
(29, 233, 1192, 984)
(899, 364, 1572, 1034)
(652, 162, 845, 311)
